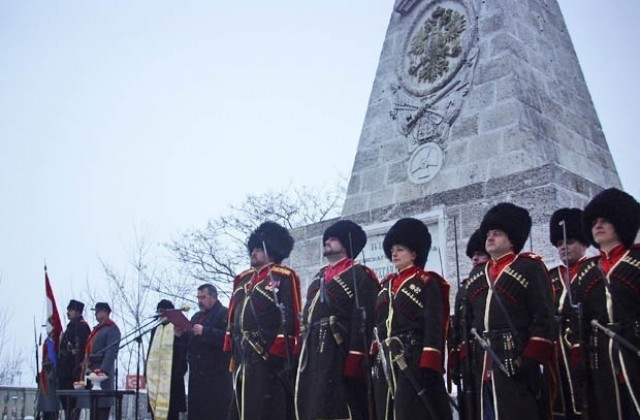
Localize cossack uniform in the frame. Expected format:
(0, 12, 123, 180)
(570, 188, 640, 419)
(464, 203, 555, 420)
(371, 218, 451, 420)
(295, 220, 379, 420)
(225, 221, 301, 420)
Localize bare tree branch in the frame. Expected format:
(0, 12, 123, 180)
(167, 181, 346, 295)
(0, 285, 25, 384)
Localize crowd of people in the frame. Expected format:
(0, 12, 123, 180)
(43, 186, 639, 420)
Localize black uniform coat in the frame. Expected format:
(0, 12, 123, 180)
(57, 317, 91, 408)
(548, 261, 585, 419)
(225, 263, 301, 420)
(372, 265, 451, 420)
(571, 244, 640, 419)
(295, 259, 379, 420)
(464, 253, 555, 420)
(187, 300, 231, 420)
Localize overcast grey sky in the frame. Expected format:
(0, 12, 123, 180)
(0, 1, 638, 383)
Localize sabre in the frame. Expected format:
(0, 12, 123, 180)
(386, 336, 441, 420)
(591, 320, 640, 358)
(470, 328, 510, 376)
(373, 326, 394, 397)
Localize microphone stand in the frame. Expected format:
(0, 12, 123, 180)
(118, 318, 162, 420)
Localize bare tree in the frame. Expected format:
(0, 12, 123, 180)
(82, 226, 169, 388)
(90, 180, 346, 386)
(0, 280, 25, 384)
(166, 181, 346, 297)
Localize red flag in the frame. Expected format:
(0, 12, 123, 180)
(40, 267, 62, 394)
(44, 268, 62, 349)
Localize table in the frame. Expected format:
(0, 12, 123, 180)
(57, 389, 135, 420)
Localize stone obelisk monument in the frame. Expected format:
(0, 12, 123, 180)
(289, 0, 621, 294)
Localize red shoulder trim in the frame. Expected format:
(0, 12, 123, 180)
(632, 244, 640, 250)
(361, 265, 380, 282)
(381, 273, 395, 284)
(422, 270, 445, 284)
(233, 268, 255, 290)
(518, 252, 542, 261)
(272, 264, 295, 277)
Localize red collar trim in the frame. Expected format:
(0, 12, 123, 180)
(250, 263, 273, 288)
(391, 265, 419, 293)
(488, 252, 516, 282)
(324, 258, 354, 282)
(569, 255, 588, 279)
(599, 243, 627, 274)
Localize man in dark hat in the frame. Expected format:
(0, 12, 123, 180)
(83, 302, 121, 420)
(176, 284, 230, 420)
(547, 208, 588, 419)
(466, 229, 490, 268)
(548, 208, 589, 309)
(295, 220, 380, 420)
(146, 299, 187, 420)
(57, 299, 91, 420)
(296, 220, 379, 420)
(570, 188, 640, 419)
(224, 221, 301, 420)
(464, 203, 555, 420)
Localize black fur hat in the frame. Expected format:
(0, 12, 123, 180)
(323, 220, 367, 259)
(465, 229, 487, 259)
(479, 203, 531, 254)
(383, 218, 431, 269)
(582, 188, 640, 248)
(67, 299, 85, 312)
(549, 208, 587, 246)
(247, 221, 294, 264)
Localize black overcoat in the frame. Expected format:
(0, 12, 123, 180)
(227, 264, 301, 420)
(295, 261, 379, 420)
(187, 300, 231, 420)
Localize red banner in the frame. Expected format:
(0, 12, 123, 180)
(125, 374, 146, 390)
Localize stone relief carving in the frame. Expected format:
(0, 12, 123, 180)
(389, 0, 478, 184)
(407, 7, 466, 84)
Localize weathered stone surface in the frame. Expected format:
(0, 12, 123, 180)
(361, 166, 387, 193)
(461, 81, 496, 116)
(450, 114, 479, 139)
(479, 99, 522, 132)
(293, 0, 622, 297)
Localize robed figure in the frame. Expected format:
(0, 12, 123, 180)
(146, 299, 188, 420)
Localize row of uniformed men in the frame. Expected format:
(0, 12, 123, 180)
(449, 187, 640, 420)
(193, 187, 639, 420)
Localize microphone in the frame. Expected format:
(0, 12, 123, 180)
(147, 306, 191, 320)
(159, 306, 191, 315)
